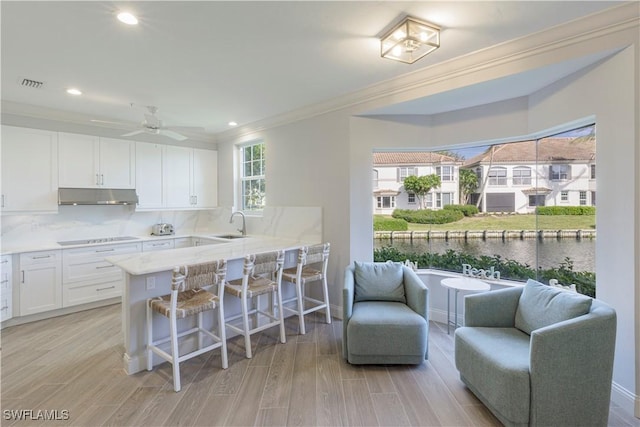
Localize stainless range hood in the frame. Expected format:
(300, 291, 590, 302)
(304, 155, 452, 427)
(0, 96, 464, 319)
(58, 188, 138, 206)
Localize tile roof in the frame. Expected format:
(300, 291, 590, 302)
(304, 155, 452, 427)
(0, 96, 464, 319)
(463, 136, 595, 166)
(373, 152, 459, 165)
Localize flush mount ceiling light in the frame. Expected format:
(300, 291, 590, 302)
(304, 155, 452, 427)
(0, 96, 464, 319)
(66, 88, 82, 96)
(380, 16, 440, 64)
(117, 11, 138, 25)
(228, 121, 238, 127)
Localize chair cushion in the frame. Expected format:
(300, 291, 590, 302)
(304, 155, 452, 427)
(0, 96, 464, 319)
(354, 261, 405, 303)
(346, 301, 427, 358)
(515, 278, 592, 335)
(455, 327, 532, 424)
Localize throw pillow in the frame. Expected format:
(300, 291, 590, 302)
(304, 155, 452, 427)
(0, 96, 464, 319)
(515, 278, 592, 335)
(354, 261, 406, 303)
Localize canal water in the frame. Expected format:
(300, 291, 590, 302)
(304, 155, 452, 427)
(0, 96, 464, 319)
(374, 237, 596, 272)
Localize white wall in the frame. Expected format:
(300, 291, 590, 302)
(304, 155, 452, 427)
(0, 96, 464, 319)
(217, 7, 639, 417)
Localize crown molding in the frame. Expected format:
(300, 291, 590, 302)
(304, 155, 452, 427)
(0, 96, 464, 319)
(217, 2, 639, 143)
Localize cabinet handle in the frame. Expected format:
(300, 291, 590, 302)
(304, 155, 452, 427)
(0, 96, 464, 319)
(95, 248, 115, 253)
(1, 306, 8, 311)
(96, 265, 115, 270)
(1, 280, 8, 284)
(194, 195, 197, 205)
(21, 271, 24, 283)
(96, 285, 116, 291)
(1, 260, 7, 264)
(101, 174, 105, 185)
(33, 255, 51, 259)
(96, 174, 100, 186)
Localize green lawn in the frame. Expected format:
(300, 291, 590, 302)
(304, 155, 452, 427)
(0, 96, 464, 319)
(378, 214, 596, 231)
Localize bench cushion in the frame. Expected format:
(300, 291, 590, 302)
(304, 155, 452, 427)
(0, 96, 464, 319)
(347, 301, 426, 358)
(455, 327, 531, 424)
(515, 279, 592, 334)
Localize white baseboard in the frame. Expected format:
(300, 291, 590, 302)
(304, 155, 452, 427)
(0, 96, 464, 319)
(611, 381, 640, 419)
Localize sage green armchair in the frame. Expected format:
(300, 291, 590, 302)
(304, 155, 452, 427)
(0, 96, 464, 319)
(455, 279, 616, 427)
(343, 261, 429, 364)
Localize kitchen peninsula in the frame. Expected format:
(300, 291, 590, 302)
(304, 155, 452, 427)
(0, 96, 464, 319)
(107, 234, 318, 375)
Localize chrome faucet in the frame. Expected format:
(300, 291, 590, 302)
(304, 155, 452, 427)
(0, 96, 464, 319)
(229, 211, 246, 236)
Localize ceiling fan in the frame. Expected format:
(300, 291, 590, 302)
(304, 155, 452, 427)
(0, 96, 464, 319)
(91, 104, 204, 141)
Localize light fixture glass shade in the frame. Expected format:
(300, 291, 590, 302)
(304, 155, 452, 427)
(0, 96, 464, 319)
(381, 17, 440, 64)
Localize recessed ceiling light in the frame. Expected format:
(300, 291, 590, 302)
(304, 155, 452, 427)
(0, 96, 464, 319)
(66, 88, 82, 96)
(117, 11, 138, 25)
(228, 121, 238, 127)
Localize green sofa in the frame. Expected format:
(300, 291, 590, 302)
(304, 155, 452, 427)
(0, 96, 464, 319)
(343, 261, 429, 364)
(455, 279, 617, 427)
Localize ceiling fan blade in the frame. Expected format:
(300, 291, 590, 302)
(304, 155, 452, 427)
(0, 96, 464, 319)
(90, 119, 132, 126)
(159, 129, 188, 141)
(167, 126, 206, 132)
(121, 129, 146, 137)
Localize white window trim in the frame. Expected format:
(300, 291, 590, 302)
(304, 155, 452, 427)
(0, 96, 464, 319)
(237, 140, 266, 213)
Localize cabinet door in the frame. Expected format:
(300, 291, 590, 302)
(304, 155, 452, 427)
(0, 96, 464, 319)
(135, 142, 164, 209)
(164, 145, 192, 208)
(192, 149, 218, 208)
(1, 255, 12, 322)
(100, 138, 135, 189)
(1, 126, 58, 213)
(19, 251, 62, 316)
(58, 132, 100, 188)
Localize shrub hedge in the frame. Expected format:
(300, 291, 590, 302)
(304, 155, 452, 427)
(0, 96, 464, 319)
(373, 246, 595, 298)
(392, 208, 464, 224)
(373, 215, 408, 231)
(443, 204, 479, 217)
(536, 206, 596, 215)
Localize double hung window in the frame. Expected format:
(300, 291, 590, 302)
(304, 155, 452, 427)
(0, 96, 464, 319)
(240, 142, 265, 211)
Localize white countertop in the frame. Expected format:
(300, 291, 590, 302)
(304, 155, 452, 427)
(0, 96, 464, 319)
(0, 232, 233, 255)
(106, 235, 316, 276)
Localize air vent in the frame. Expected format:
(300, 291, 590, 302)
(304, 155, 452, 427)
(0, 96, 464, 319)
(19, 78, 45, 89)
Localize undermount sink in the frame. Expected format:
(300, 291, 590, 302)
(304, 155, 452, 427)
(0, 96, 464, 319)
(212, 234, 247, 240)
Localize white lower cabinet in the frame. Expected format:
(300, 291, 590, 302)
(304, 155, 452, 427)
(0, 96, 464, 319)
(142, 239, 175, 252)
(62, 242, 141, 307)
(19, 250, 62, 316)
(1, 255, 13, 322)
(173, 237, 193, 248)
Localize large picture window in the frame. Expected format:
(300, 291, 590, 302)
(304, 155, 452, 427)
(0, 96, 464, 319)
(240, 142, 265, 211)
(373, 123, 596, 297)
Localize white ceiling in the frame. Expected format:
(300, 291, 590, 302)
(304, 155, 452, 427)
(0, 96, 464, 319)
(0, 1, 623, 139)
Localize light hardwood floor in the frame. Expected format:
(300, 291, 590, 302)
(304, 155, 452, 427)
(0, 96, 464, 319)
(1, 303, 638, 427)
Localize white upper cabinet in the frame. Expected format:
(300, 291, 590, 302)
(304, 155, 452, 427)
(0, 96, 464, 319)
(192, 148, 217, 208)
(1, 125, 59, 213)
(136, 143, 217, 210)
(58, 132, 135, 189)
(135, 142, 164, 209)
(164, 145, 193, 208)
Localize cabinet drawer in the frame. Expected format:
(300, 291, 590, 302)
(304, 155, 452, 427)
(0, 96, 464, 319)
(173, 238, 192, 248)
(20, 250, 60, 266)
(63, 242, 141, 261)
(63, 259, 123, 283)
(63, 279, 122, 307)
(1, 294, 12, 322)
(142, 240, 175, 252)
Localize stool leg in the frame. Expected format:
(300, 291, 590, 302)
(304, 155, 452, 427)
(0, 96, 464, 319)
(170, 315, 181, 392)
(146, 302, 153, 371)
(277, 287, 286, 344)
(241, 293, 252, 358)
(322, 277, 331, 324)
(218, 303, 228, 369)
(197, 312, 204, 350)
(295, 279, 305, 335)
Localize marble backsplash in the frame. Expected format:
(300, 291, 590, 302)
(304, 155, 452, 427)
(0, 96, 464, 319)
(0, 206, 322, 251)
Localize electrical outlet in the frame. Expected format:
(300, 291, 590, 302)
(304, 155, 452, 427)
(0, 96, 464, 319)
(146, 276, 156, 290)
